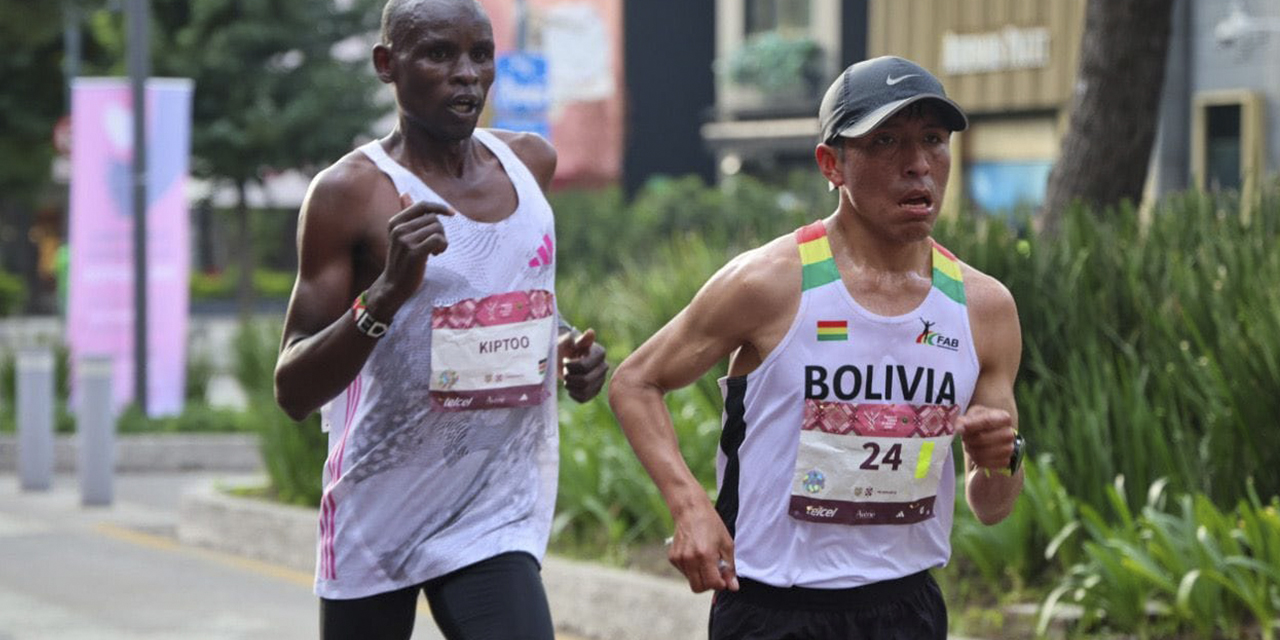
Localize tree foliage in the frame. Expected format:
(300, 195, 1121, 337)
(85, 0, 388, 316)
(0, 2, 91, 205)
(83, 0, 388, 184)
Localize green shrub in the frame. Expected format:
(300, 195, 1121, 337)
(549, 171, 826, 279)
(190, 268, 295, 300)
(934, 188, 1280, 509)
(232, 318, 326, 507)
(186, 348, 215, 403)
(723, 32, 822, 94)
(253, 400, 326, 507)
(0, 269, 25, 316)
(115, 402, 250, 433)
(951, 455, 1081, 595)
(1041, 477, 1280, 640)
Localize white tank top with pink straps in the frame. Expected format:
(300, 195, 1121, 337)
(316, 129, 560, 599)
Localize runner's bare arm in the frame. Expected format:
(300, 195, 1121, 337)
(273, 159, 452, 421)
(610, 243, 796, 593)
(956, 270, 1023, 524)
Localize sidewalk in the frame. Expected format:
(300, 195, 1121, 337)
(0, 472, 446, 640)
(0, 471, 712, 640)
(0, 456, 995, 640)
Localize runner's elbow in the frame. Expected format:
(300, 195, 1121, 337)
(274, 369, 316, 422)
(607, 360, 646, 408)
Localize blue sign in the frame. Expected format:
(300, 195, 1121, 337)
(493, 52, 550, 138)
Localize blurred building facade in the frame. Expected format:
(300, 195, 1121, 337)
(702, 0, 1280, 216)
(1154, 0, 1280, 203)
(701, 0, 869, 175)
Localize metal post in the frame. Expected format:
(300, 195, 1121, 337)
(516, 0, 529, 50)
(16, 348, 55, 491)
(63, 0, 81, 114)
(127, 0, 149, 413)
(78, 356, 114, 506)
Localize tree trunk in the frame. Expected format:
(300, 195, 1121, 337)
(235, 179, 255, 324)
(1041, 0, 1175, 233)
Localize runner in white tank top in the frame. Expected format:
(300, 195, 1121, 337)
(610, 56, 1025, 639)
(274, 1, 608, 638)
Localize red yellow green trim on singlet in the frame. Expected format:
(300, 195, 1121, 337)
(796, 222, 966, 305)
(931, 240, 966, 305)
(796, 221, 840, 291)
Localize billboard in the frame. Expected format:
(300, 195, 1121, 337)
(66, 78, 194, 416)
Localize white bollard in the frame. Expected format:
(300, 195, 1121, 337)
(16, 347, 55, 491)
(77, 356, 114, 506)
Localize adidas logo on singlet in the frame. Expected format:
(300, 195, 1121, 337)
(527, 234, 554, 268)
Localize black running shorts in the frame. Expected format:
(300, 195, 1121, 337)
(320, 551, 554, 640)
(709, 570, 948, 640)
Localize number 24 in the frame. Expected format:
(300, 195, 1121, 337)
(860, 442, 904, 471)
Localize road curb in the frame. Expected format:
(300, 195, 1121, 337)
(0, 433, 262, 473)
(177, 479, 712, 640)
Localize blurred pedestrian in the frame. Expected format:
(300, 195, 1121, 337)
(273, 1, 608, 638)
(608, 56, 1025, 639)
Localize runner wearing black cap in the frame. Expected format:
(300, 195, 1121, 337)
(609, 56, 1025, 639)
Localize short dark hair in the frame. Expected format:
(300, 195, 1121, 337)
(380, 0, 485, 47)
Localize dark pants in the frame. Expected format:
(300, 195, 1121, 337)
(709, 571, 948, 640)
(320, 551, 554, 640)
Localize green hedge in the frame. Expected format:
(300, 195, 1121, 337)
(0, 269, 26, 316)
(190, 268, 295, 300)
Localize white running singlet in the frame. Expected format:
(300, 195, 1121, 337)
(715, 220, 981, 589)
(315, 130, 560, 599)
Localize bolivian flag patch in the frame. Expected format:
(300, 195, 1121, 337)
(817, 320, 848, 341)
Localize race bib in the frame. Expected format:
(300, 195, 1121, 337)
(789, 400, 957, 526)
(429, 290, 555, 411)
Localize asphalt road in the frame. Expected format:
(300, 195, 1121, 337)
(0, 473, 447, 640)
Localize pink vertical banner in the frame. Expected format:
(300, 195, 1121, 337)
(67, 78, 194, 417)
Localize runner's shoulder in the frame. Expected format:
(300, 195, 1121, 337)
(957, 260, 1017, 324)
(699, 234, 801, 318)
(300, 149, 396, 226)
(488, 128, 556, 188)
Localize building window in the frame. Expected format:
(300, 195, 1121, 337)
(746, 0, 811, 37)
(1192, 90, 1265, 200)
(957, 117, 1057, 219)
(1205, 104, 1242, 192)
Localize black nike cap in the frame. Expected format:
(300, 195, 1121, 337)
(818, 56, 968, 144)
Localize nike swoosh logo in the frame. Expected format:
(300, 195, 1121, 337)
(886, 74, 919, 85)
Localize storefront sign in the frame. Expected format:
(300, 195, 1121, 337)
(941, 26, 1051, 75)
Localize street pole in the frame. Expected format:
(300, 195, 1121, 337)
(62, 1, 81, 119)
(127, 0, 149, 413)
(516, 0, 528, 50)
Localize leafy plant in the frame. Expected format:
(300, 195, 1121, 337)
(0, 269, 26, 316)
(722, 31, 822, 94)
(952, 454, 1081, 593)
(231, 319, 326, 507)
(1041, 477, 1280, 639)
